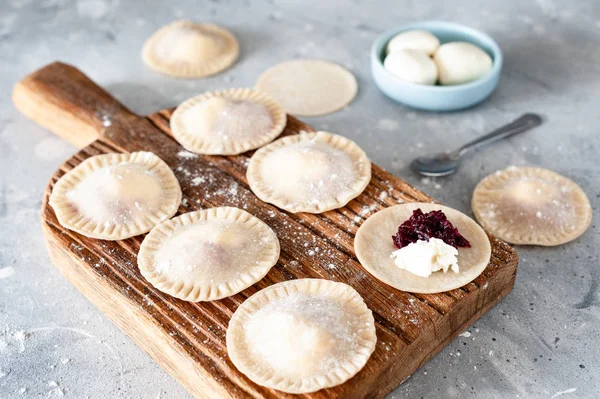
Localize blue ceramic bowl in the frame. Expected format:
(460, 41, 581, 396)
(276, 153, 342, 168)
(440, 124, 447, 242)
(371, 21, 503, 111)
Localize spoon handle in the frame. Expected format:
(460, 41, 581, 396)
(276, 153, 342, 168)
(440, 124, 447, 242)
(457, 113, 543, 157)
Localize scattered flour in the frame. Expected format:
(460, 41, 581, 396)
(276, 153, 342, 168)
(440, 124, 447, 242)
(459, 331, 471, 338)
(177, 150, 198, 160)
(377, 118, 399, 131)
(0, 267, 15, 279)
(191, 176, 206, 186)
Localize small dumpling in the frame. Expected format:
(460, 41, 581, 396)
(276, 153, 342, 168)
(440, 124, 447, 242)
(226, 279, 377, 393)
(170, 88, 286, 155)
(247, 131, 372, 213)
(384, 49, 438, 85)
(137, 207, 280, 301)
(434, 42, 492, 85)
(386, 30, 440, 55)
(472, 166, 592, 246)
(49, 152, 181, 240)
(142, 20, 239, 78)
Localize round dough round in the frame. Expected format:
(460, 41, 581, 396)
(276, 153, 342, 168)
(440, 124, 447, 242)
(472, 166, 592, 246)
(433, 42, 493, 85)
(138, 207, 280, 301)
(386, 30, 440, 55)
(384, 49, 438, 85)
(255, 59, 357, 116)
(142, 20, 239, 78)
(49, 152, 181, 240)
(247, 131, 371, 214)
(355, 203, 491, 294)
(226, 278, 376, 393)
(171, 88, 286, 155)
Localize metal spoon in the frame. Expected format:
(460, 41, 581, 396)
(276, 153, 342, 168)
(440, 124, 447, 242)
(410, 113, 543, 177)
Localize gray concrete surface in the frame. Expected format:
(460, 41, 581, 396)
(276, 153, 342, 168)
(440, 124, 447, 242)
(1, 0, 599, 398)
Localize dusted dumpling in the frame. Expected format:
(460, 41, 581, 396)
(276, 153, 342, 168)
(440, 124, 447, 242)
(384, 49, 438, 85)
(386, 30, 440, 55)
(138, 207, 280, 301)
(247, 131, 371, 213)
(227, 279, 377, 393)
(142, 20, 239, 78)
(472, 166, 592, 246)
(171, 88, 286, 155)
(49, 152, 181, 240)
(434, 42, 492, 85)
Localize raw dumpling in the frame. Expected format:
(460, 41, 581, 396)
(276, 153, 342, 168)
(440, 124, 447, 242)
(138, 207, 280, 301)
(170, 88, 286, 155)
(386, 30, 440, 55)
(226, 279, 376, 393)
(49, 152, 181, 240)
(472, 166, 592, 246)
(354, 203, 491, 293)
(247, 131, 371, 213)
(434, 42, 492, 85)
(384, 49, 438, 85)
(142, 20, 239, 78)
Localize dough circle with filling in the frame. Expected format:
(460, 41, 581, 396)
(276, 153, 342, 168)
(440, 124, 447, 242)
(247, 131, 371, 213)
(171, 88, 286, 155)
(138, 207, 280, 301)
(226, 278, 377, 393)
(256, 59, 357, 116)
(354, 203, 491, 293)
(472, 166, 592, 246)
(49, 151, 181, 240)
(142, 20, 239, 78)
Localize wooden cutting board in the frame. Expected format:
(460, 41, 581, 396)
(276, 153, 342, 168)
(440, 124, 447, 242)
(13, 62, 518, 399)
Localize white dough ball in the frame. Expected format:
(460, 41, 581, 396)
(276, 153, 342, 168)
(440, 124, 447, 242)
(383, 49, 438, 85)
(386, 30, 440, 56)
(434, 42, 493, 85)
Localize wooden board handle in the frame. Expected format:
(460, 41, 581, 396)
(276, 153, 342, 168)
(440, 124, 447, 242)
(12, 62, 134, 149)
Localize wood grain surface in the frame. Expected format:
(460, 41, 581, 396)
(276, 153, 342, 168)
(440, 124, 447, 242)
(17, 62, 519, 399)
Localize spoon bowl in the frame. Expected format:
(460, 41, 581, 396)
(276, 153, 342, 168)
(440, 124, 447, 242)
(410, 151, 461, 177)
(410, 113, 543, 177)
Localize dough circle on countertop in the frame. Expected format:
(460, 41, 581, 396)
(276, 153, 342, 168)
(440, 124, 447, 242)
(472, 166, 592, 246)
(170, 88, 286, 155)
(384, 49, 438, 85)
(142, 20, 239, 78)
(256, 59, 358, 116)
(247, 131, 371, 214)
(226, 278, 377, 394)
(434, 42, 493, 85)
(355, 203, 491, 294)
(49, 151, 181, 240)
(138, 207, 280, 302)
(386, 29, 440, 55)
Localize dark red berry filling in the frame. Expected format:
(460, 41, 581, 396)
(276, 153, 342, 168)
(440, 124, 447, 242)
(392, 209, 471, 249)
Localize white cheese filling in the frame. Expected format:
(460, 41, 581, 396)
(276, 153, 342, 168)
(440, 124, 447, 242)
(390, 238, 459, 278)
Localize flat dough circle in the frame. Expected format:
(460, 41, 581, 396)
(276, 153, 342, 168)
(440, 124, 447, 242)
(227, 279, 376, 393)
(247, 131, 371, 213)
(256, 59, 357, 116)
(49, 152, 181, 240)
(355, 203, 491, 294)
(142, 20, 239, 78)
(171, 88, 286, 155)
(472, 166, 592, 246)
(138, 207, 280, 301)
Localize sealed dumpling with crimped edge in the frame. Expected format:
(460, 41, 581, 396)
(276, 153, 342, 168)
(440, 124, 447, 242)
(226, 279, 377, 393)
(137, 207, 280, 302)
(49, 151, 181, 240)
